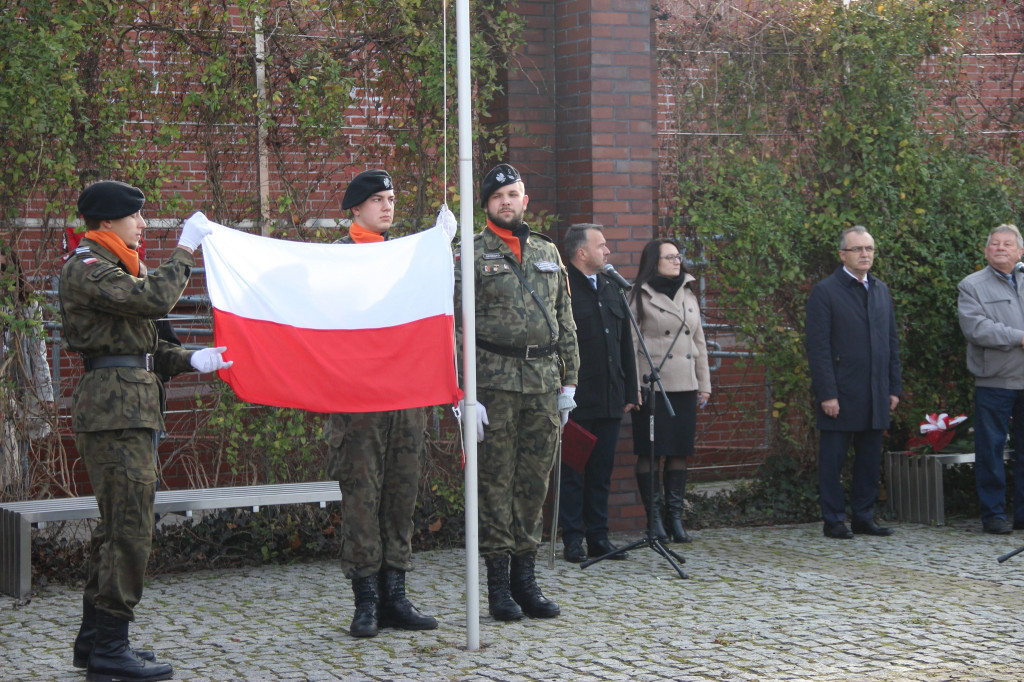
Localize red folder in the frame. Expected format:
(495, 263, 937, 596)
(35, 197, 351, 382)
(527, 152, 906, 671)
(562, 419, 598, 474)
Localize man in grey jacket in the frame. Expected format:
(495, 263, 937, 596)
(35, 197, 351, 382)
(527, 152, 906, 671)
(958, 223, 1024, 535)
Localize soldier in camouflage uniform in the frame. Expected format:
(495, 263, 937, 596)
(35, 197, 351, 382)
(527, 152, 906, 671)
(454, 164, 580, 622)
(326, 170, 437, 638)
(60, 181, 230, 682)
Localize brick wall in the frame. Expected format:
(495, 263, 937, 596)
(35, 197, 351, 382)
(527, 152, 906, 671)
(511, 0, 1023, 532)
(507, 0, 659, 269)
(9, 1, 1022, 531)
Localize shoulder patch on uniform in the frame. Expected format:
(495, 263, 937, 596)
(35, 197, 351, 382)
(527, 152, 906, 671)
(534, 261, 560, 272)
(75, 246, 91, 254)
(82, 258, 98, 265)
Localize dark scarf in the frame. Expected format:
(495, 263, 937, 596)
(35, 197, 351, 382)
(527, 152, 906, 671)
(649, 274, 684, 299)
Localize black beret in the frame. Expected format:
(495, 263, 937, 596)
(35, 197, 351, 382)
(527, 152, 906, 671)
(480, 163, 522, 207)
(77, 181, 145, 220)
(342, 169, 394, 210)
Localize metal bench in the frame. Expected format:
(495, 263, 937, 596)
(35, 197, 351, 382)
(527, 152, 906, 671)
(884, 451, 971, 525)
(884, 451, 1009, 526)
(0, 481, 342, 599)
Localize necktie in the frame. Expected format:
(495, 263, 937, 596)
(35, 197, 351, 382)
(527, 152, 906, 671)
(589, 275, 597, 290)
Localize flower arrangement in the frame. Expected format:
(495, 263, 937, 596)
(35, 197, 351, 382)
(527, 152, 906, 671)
(905, 412, 970, 454)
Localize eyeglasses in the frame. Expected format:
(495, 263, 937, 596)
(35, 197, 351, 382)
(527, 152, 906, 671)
(660, 254, 684, 262)
(840, 246, 875, 254)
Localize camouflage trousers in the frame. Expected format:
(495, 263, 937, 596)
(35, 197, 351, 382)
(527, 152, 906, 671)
(76, 428, 157, 622)
(327, 408, 425, 579)
(477, 388, 559, 558)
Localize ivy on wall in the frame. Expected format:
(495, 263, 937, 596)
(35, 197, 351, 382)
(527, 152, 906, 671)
(0, 0, 523, 498)
(660, 0, 1024, 468)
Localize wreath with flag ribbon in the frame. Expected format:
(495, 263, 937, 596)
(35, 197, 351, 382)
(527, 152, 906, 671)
(905, 412, 969, 453)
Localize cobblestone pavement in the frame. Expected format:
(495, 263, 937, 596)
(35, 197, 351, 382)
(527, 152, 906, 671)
(4, 520, 1024, 681)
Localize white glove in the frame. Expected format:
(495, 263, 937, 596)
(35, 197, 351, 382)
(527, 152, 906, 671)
(459, 399, 489, 442)
(190, 346, 233, 373)
(435, 204, 457, 241)
(557, 386, 576, 428)
(178, 211, 214, 251)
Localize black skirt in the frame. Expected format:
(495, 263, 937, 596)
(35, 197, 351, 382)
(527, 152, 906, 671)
(630, 390, 697, 459)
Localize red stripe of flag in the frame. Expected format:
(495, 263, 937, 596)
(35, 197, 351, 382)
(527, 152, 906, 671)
(213, 308, 462, 413)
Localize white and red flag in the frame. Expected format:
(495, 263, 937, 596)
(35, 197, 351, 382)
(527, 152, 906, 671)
(200, 212, 462, 413)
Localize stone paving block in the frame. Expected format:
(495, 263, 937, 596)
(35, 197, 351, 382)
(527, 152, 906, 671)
(5, 522, 1024, 679)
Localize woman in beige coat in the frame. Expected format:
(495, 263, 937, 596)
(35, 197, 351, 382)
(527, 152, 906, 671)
(629, 238, 711, 543)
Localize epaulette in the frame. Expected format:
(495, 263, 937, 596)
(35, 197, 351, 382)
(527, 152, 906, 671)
(530, 231, 555, 244)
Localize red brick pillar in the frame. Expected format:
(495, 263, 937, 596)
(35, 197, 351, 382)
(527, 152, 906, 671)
(501, 1, 658, 535)
(503, 0, 657, 276)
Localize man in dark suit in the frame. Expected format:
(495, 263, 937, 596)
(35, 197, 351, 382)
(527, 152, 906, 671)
(558, 224, 638, 562)
(805, 225, 902, 539)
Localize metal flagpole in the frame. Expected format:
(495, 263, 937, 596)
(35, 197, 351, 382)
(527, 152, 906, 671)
(455, 0, 480, 652)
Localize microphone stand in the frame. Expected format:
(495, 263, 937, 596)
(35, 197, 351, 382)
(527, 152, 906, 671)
(998, 544, 1024, 563)
(580, 279, 688, 579)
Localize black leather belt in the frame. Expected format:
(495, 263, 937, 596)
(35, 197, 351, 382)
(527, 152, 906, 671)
(83, 354, 154, 372)
(477, 340, 556, 360)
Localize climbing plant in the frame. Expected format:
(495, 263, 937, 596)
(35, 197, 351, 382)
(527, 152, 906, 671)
(0, 0, 523, 503)
(659, 0, 1024, 468)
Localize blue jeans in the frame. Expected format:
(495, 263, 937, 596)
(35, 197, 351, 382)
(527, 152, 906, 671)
(973, 386, 1024, 523)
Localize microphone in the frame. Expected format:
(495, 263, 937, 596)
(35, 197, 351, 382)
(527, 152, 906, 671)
(602, 264, 632, 291)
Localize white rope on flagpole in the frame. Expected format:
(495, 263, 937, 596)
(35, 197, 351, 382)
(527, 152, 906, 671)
(455, 0, 481, 652)
(442, 0, 449, 202)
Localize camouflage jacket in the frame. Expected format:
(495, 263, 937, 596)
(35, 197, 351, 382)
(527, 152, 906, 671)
(454, 225, 579, 394)
(59, 239, 195, 432)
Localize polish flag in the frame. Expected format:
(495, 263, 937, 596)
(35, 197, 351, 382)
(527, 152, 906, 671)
(200, 211, 463, 413)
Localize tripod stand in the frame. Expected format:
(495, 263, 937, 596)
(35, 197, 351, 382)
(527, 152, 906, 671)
(998, 544, 1024, 563)
(580, 281, 688, 579)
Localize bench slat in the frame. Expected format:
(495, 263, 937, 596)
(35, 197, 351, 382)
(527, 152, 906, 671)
(0, 482, 342, 525)
(0, 482, 342, 599)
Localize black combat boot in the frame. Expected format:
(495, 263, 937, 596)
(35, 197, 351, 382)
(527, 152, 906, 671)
(86, 611, 172, 682)
(378, 568, 438, 630)
(636, 469, 669, 542)
(484, 555, 523, 621)
(73, 597, 156, 669)
(350, 575, 380, 638)
(509, 553, 560, 619)
(663, 469, 692, 543)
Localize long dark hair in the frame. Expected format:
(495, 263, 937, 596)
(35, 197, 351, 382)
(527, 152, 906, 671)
(629, 238, 691, 329)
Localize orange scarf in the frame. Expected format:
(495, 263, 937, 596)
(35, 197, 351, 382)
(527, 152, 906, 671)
(487, 220, 522, 262)
(83, 231, 140, 277)
(348, 223, 386, 244)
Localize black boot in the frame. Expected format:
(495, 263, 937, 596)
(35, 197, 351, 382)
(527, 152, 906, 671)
(509, 553, 560, 619)
(86, 611, 172, 682)
(485, 555, 523, 621)
(73, 598, 156, 669)
(663, 469, 692, 543)
(378, 568, 438, 630)
(636, 469, 669, 542)
(350, 575, 380, 637)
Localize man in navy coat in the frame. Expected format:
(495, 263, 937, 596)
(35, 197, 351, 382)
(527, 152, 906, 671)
(805, 225, 903, 539)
